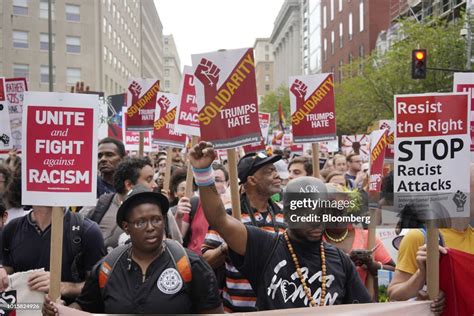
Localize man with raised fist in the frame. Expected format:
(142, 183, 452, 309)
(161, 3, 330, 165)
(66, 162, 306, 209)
(189, 142, 371, 310)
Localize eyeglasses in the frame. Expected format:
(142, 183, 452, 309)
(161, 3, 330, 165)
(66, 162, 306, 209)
(130, 217, 162, 229)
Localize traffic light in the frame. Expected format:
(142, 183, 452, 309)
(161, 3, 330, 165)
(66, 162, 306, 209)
(412, 49, 427, 79)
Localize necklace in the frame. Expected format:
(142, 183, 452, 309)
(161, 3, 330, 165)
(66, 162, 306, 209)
(324, 229, 349, 243)
(284, 231, 326, 307)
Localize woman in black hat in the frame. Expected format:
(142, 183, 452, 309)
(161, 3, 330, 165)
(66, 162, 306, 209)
(43, 186, 223, 315)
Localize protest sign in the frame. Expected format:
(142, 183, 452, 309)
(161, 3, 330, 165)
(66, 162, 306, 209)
(319, 139, 339, 154)
(453, 73, 474, 161)
(243, 112, 270, 153)
(2, 78, 27, 152)
(21, 92, 98, 207)
(369, 130, 388, 192)
(289, 74, 337, 143)
(191, 48, 261, 149)
(341, 134, 370, 160)
(0, 78, 13, 152)
(379, 120, 395, 160)
(394, 93, 470, 219)
(107, 93, 125, 141)
(174, 66, 200, 136)
(153, 92, 186, 148)
(125, 79, 160, 131)
(122, 108, 152, 152)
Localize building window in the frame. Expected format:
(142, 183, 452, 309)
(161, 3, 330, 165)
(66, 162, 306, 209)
(108, 51, 112, 64)
(108, 24, 112, 39)
(265, 84, 270, 91)
(164, 69, 170, 76)
(265, 54, 269, 61)
(339, 0, 343, 12)
(348, 53, 353, 77)
(104, 75, 108, 91)
(359, 0, 364, 32)
(265, 75, 270, 82)
(103, 46, 108, 62)
(66, 36, 81, 53)
(324, 38, 327, 61)
(331, 31, 334, 55)
(66, 4, 80, 22)
(339, 22, 343, 48)
(67, 68, 81, 85)
(12, 31, 28, 49)
(330, 0, 334, 20)
(40, 65, 55, 83)
(39, 0, 55, 19)
(40, 33, 55, 51)
(13, 0, 28, 16)
(323, 6, 327, 29)
(265, 64, 270, 71)
(103, 18, 107, 33)
(359, 45, 364, 58)
(265, 45, 269, 52)
(13, 64, 29, 78)
(349, 13, 353, 40)
(165, 80, 170, 88)
(112, 4, 116, 18)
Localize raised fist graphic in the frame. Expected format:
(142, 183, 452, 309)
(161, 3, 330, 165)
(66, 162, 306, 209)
(157, 95, 171, 112)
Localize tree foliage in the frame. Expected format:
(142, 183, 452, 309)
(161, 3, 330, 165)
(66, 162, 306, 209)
(335, 17, 467, 135)
(260, 84, 290, 127)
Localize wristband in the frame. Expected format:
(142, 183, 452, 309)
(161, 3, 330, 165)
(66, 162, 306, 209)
(192, 166, 215, 186)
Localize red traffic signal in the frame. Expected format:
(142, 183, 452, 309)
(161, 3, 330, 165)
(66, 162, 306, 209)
(412, 49, 427, 79)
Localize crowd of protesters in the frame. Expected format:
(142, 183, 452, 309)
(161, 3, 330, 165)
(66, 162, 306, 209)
(0, 138, 471, 315)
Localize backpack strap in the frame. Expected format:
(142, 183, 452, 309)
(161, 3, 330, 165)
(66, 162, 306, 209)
(98, 244, 131, 291)
(89, 193, 115, 224)
(182, 196, 200, 248)
(164, 239, 192, 292)
(69, 211, 85, 282)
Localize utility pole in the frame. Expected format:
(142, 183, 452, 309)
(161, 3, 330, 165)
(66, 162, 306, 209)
(48, 0, 53, 92)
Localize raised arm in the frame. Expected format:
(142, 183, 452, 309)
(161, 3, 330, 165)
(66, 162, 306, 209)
(188, 142, 247, 255)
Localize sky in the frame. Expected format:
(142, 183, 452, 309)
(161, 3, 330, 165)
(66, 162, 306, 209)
(154, 0, 285, 68)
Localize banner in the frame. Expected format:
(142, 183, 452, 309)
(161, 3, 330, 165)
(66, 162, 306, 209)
(153, 92, 186, 148)
(22, 92, 98, 207)
(125, 79, 160, 131)
(453, 73, 474, 161)
(192, 47, 261, 149)
(2, 78, 28, 152)
(107, 93, 125, 141)
(289, 74, 337, 143)
(122, 107, 152, 152)
(369, 130, 388, 192)
(379, 120, 395, 160)
(174, 66, 200, 136)
(0, 78, 13, 152)
(394, 93, 470, 219)
(341, 134, 370, 161)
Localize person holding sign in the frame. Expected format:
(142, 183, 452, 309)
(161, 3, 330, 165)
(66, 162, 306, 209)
(0, 206, 106, 302)
(43, 186, 223, 314)
(189, 142, 371, 310)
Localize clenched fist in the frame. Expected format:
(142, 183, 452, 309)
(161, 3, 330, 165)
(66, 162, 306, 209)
(188, 141, 216, 169)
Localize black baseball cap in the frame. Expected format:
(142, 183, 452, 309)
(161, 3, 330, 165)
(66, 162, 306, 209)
(237, 152, 282, 184)
(116, 184, 169, 229)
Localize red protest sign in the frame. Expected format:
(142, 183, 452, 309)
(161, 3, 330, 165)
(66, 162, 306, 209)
(122, 107, 152, 152)
(289, 74, 337, 143)
(22, 92, 98, 206)
(153, 92, 186, 148)
(175, 66, 200, 136)
(379, 120, 394, 160)
(453, 73, 474, 161)
(125, 79, 160, 131)
(192, 48, 261, 149)
(369, 130, 388, 192)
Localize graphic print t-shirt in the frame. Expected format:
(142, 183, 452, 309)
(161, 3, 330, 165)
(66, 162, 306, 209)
(229, 226, 371, 310)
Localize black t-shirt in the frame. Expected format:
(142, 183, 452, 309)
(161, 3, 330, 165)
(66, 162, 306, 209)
(229, 225, 371, 311)
(2, 211, 106, 282)
(76, 247, 222, 314)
